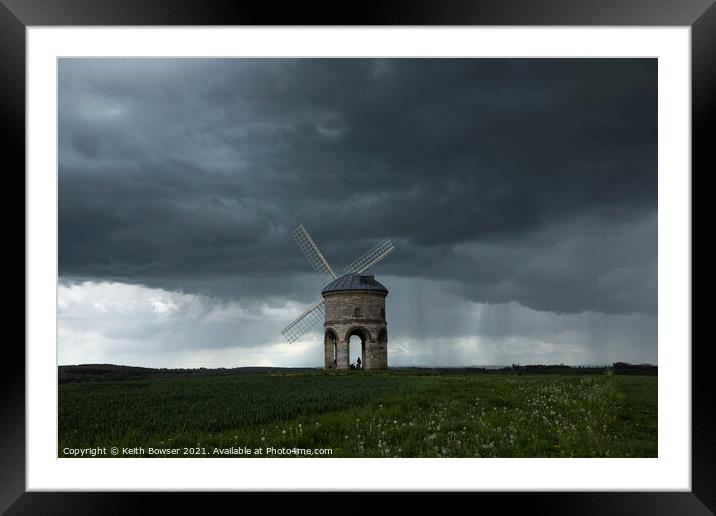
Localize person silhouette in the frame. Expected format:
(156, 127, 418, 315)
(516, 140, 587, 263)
(357, 356, 362, 369)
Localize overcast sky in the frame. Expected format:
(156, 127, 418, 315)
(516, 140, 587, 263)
(58, 58, 657, 368)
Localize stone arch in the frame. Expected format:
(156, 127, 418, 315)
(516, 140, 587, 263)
(345, 326, 372, 369)
(344, 326, 372, 344)
(324, 329, 338, 369)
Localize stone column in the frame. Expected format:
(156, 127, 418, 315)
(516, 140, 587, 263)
(336, 339, 350, 370)
(324, 339, 333, 370)
(364, 325, 388, 370)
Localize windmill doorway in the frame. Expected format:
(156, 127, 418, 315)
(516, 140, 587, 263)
(347, 328, 369, 370)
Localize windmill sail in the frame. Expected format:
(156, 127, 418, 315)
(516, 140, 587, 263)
(282, 225, 395, 346)
(343, 238, 394, 274)
(292, 224, 336, 282)
(281, 299, 325, 343)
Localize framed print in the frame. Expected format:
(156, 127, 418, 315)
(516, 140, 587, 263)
(7, 0, 711, 513)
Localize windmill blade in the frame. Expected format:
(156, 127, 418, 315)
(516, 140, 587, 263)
(292, 224, 336, 282)
(281, 299, 325, 343)
(343, 238, 395, 274)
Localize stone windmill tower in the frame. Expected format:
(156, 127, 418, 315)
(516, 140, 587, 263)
(281, 225, 394, 370)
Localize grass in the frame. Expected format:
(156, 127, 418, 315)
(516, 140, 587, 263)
(58, 370, 656, 458)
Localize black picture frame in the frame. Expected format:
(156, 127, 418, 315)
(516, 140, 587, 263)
(6, 1, 709, 513)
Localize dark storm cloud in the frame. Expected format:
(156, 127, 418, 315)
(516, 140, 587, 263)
(58, 58, 657, 316)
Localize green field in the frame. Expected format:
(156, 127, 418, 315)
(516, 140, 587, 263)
(58, 368, 657, 458)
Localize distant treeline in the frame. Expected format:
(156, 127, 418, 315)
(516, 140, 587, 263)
(58, 364, 317, 383)
(390, 363, 657, 376)
(58, 362, 657, 383)
(507, 362, 658, 375)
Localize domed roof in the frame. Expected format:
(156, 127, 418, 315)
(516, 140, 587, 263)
(322, 273, 388, 295)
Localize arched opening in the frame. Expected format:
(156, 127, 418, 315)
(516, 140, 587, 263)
(345, 327, 370, 370)
(348, 335, 364, 369)
(325, 330, 338, 369)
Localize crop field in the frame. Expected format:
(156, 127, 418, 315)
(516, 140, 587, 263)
(58, 369, 657, 458)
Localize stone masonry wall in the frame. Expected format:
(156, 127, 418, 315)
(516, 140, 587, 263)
(323, 291, 387, 370)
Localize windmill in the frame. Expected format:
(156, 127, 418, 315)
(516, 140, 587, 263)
(281, 224, 394, 370)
